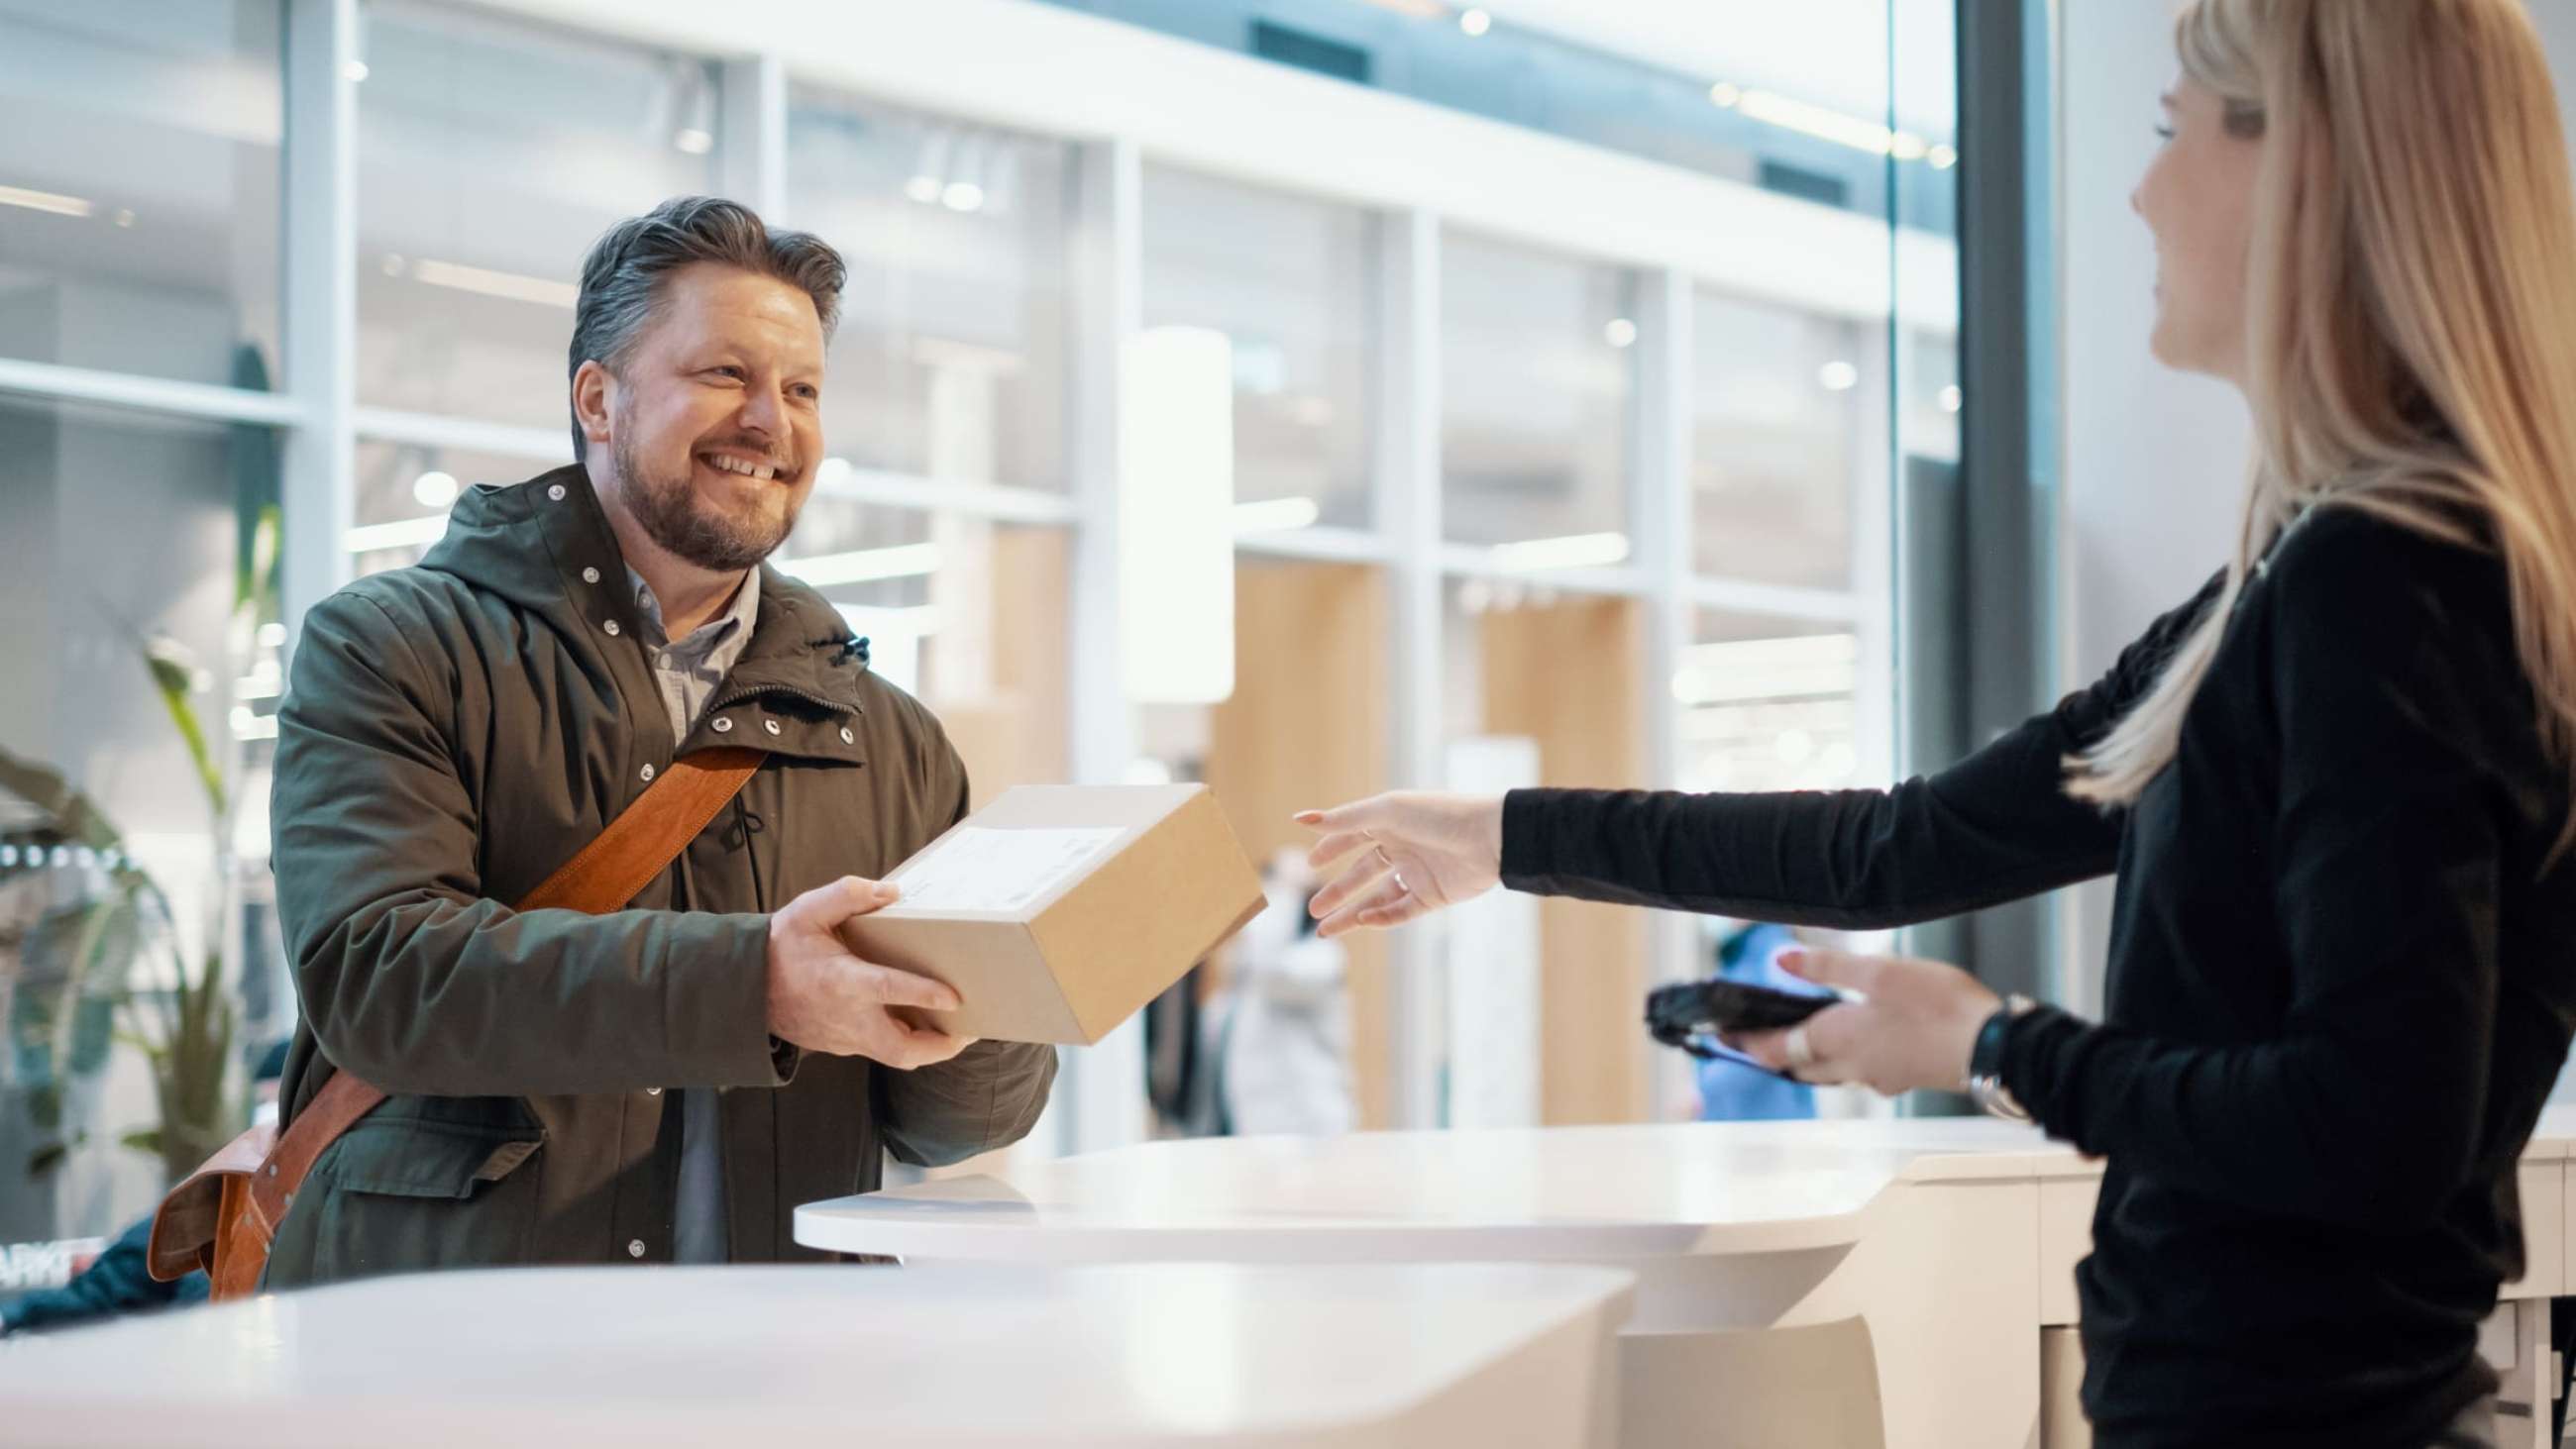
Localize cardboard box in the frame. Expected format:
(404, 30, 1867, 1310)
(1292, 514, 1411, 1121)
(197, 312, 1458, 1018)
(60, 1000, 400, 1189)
(840, 783, 1266, 1045)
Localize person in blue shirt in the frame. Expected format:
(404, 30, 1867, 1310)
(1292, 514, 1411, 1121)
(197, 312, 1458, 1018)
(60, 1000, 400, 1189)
(0, 1041, 285, 1337)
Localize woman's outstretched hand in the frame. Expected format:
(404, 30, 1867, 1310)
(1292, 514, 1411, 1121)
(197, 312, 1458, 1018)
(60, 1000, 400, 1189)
(1294, 793, 1505, 938)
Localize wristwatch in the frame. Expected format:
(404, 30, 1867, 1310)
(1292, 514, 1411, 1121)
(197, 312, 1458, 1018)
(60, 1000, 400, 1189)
(1966, 993, 2038, 1123)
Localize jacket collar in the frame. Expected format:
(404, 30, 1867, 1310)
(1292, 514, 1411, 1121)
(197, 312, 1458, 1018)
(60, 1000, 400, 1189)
(419, 465, 878, 755)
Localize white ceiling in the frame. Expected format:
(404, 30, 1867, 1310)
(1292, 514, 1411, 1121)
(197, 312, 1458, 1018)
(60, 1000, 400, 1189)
(1469, 0, 1958, 134)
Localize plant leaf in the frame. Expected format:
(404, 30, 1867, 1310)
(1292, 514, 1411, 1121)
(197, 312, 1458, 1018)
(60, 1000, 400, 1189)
(142, 642, 226, 820)
(118, 1128, 161, 1156)
(26, 1143, 66, 1177)
(0, 743, 125, 853)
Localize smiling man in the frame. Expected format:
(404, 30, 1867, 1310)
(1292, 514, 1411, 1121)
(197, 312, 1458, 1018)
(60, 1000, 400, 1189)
(262, 197, 1056, 1285)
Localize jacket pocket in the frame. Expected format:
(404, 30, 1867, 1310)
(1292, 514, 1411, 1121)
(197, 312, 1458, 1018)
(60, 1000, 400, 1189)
(274, 1103, 546, 1286)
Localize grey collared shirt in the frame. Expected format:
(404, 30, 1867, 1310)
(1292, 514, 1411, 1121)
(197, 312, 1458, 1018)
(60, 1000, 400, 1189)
(626, 567, 759, 1265)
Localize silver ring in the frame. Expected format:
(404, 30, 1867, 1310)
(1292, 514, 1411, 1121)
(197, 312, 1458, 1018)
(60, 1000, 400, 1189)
(1784, 1025, 1817, 1073)
(1392, 871, 1409, 895)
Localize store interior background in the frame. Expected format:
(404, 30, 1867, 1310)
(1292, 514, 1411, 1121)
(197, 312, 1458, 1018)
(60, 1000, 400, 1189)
(6, 0, 2575, 1264)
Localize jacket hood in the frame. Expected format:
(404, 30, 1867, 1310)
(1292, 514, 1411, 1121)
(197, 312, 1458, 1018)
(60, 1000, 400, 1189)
(418, 464, 875, 708)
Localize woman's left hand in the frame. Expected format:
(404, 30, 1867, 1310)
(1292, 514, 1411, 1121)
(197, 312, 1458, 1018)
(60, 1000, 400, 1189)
(1735, 950, 2003, 1096)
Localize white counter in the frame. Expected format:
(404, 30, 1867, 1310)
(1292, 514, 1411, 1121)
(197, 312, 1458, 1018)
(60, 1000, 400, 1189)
(799, 1107, 2576, 1449)
(0, 1262, 1636, 1449)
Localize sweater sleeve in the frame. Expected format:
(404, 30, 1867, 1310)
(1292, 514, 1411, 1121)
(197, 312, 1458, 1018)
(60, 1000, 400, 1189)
(1497, 571, 2226, 929)
(2002, 520, 2516, 1232)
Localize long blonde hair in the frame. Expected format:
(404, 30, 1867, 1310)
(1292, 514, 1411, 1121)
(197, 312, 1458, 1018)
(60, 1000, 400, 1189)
(2069, 0, 2576, 850)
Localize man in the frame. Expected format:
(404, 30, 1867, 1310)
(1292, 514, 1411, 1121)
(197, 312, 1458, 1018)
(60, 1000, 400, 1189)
(264, 196, 1055, 1286)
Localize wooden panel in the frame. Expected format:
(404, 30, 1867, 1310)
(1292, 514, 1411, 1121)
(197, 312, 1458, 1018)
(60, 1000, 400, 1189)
(1206, 561, 1394, 1129)
(2040, 1328, 2093, 1449)
(1480, 594, 1649, 1126)
(933, 526, 1072, 809)
(2504, 1160, 2563, 1299)
(2036, 1178, 2097, 1326)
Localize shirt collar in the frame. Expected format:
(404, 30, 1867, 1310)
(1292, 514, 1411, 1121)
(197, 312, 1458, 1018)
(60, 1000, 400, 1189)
(626, 566, 761, 656)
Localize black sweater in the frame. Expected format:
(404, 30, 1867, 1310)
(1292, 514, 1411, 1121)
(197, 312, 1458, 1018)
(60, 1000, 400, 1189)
(1501, 507, 2576, 1447)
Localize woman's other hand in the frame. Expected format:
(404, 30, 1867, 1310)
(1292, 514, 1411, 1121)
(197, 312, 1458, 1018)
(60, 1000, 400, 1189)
(1734, 950, 2001, 1096)
(1294, 793, 1504, 938)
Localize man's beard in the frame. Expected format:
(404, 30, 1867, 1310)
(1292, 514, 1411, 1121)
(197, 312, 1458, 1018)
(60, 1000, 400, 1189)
(608, 420, 799, 573)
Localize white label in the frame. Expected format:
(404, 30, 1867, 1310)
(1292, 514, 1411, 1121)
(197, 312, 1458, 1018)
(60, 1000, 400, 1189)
(884, 826, 1127, 914)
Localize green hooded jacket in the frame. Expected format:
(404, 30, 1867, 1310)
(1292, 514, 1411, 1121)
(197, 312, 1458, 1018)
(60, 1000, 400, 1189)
(265, 465, 1056, 1286)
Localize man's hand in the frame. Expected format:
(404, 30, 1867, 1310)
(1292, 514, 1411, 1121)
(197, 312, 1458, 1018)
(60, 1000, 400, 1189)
(766, 877, 975, 1070)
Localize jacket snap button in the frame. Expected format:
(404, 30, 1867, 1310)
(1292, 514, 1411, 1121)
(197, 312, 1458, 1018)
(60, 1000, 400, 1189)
(583, 567, 600, 584)
(639, 764, 656, 783)
(711, 717, 733, 734)
(839, 727, 854, 745)
(763, 719, 782, 736)
(627, 1240, 646, 1259)
(548, 484, 567, 501)
(602, 619, 620, 637)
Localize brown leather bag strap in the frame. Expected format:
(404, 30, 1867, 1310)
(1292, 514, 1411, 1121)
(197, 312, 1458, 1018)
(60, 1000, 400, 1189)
(514, 746, 770, 914)
(193, 745, 772, 1282)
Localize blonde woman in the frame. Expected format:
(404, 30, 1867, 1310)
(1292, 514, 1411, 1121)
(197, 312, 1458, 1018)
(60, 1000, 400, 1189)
(1297, 1, 2576, 1442)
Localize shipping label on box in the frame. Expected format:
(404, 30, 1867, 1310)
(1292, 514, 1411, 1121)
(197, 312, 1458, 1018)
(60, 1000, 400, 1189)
(841, 784, 1266, 1045)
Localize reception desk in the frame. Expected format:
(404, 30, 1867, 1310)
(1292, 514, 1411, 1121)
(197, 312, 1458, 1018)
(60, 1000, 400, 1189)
(0, 1261, 1637, 1448)
(800, 1108, 2576, 1449)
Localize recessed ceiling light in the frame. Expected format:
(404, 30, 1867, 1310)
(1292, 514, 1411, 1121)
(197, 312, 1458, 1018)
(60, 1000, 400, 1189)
(1603, 318, 1639, 349)
(1819, 361, 1861, 392)
(412, 470, 460, 509)
(1458, 8, 1492, 37)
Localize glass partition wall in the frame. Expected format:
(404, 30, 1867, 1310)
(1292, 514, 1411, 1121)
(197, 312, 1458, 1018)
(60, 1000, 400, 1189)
(0, 0, 1968, 1251)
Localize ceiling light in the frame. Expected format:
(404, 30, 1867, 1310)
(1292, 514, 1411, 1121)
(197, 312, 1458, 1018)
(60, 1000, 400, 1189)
(1489, 532, 1631, 572)
(1928, 144, 1960, 170)
(1890, 132, 1928, 161)
(1458, 8, 1491, 36)
(1603, 318, 1638, 349)
(941, 181, 985, 213)
(674, 127, 714, 155)
(0, 184, 93, 219)
(814, 457, 855, 488)
(1123, 327, 1236, 704)
(1939, 384, 1963, 414)
(257, 622, 286, 648)
(345, 516, 449, 554)
(344, 60, 370, 82)
(407, 258, 578, 309)
(1819, 361, 1861, 392)
(775, 543, 943, 588)
(1738, 89, 1896, 156)
(411, 470, 460, 509)
(112, 209, 135, 228)
(1232, 496, 1322, 534)
(1708, 82, 1742, 108)
(905, 175, 942, 204)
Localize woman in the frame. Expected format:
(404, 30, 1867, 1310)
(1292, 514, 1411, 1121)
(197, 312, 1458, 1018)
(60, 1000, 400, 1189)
(1296, 2, 2576, 1443)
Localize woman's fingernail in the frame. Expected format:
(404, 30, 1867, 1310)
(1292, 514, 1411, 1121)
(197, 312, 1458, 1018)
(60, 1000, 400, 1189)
(1295, 810, 1324, 824)
(1778, 951, 1808, 974)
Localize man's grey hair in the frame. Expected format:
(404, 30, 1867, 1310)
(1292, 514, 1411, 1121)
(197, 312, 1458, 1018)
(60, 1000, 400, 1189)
(567, 195, 846, 460)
